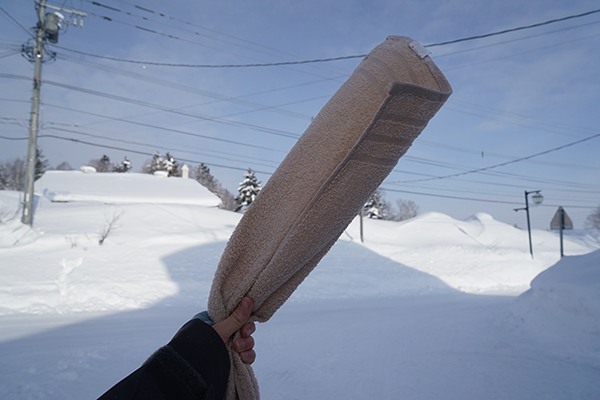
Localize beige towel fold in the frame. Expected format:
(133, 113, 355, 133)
(207, 35, 452, 400)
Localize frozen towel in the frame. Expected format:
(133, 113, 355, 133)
(207, 35, 452, 400)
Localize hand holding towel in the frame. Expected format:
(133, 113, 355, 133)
(208, 36, 452, 400)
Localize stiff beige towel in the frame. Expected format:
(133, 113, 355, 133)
(207, 35, 452, 399)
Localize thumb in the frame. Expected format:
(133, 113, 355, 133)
(213, 297, 253, 343)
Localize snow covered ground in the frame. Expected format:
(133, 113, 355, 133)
(1, 171, 599, 399)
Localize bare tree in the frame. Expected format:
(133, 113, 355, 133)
(217, 188, 237, 211)
(192, 163, 237, 211)
(586, 204, 600, 231)
(98, 211, 123, 245)
(55, 161, 73, 171)
(89, 155, 113, 173)
(0, 158, 26, 190)
(391, 199, 420, 221)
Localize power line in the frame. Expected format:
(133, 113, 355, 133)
(425, 8, 600, 47)
(381, 187, 596, 210)
(0, 72, 301, 142)
(44, 125, 281, 169)
(86, 0, 287, 57)
(30, 133, 276, 175)
(0, 6, 34, 37)
(393, 132, 600, 184)
(381, 186, 596, 210)
(51, 8, 600, 68)
(55, 53, 321, 122)
(54, 45, 366, 68)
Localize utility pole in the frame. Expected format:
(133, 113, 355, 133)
(21, 0, 47, 225)
(514, 190, 544, 259)
(21, 1, 86, 225)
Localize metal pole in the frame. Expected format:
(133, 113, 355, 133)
(559, 207, 565, 258)
(359, 209, 364, 243)
(22, 0, 46, 225)
(524, 190, 534, 259)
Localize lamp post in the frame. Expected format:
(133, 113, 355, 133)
(514, 190, 543, 258)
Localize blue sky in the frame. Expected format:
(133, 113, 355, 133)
(1, 0, 599, 229)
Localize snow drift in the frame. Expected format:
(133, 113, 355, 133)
(0, 172, 599, 399)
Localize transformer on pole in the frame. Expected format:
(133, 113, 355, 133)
(21, 1, 86, 225)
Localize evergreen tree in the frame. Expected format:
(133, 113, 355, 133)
(113, 157, 132, 173)
(194, 163, 216, 191)
(143, 152, 180, 176)
(164, 152, 181, 177)
(235, 168, 261, 212)
(363, 189, 387, 219)
(143, 152, 163, 174)
(34, 148, 49, 180)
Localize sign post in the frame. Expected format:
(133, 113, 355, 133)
(550, 206, 573, 258)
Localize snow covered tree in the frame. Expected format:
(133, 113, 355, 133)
(113, 157, 132, 173)
(88, 154, 113, 173)
(235, 168, 261, 212)
(364, 189, 389, 219)
(142, 152, 163, 175)
(143, 152, 180, 176)
(35, 148, 49, 180)
(164, 153, 181, 177)
(194, 163, 217, 191)
(586, 204, 600, 231)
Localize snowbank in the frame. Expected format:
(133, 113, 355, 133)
(36, 171, 220, 206)
(512, 250, 600, 361)
(353, 211, 595, 295)
(1, 172, 600, 399)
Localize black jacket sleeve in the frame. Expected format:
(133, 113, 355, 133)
(98, 319, 230, 400)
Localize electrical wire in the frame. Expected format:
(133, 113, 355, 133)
(51, 8, 600, 68)
(0, 72, 301, 142)
(4, 4, 599, 214)
(0, 6, 34, 38)
(393, 133, 600, 184)
(426, 8, 600, 47)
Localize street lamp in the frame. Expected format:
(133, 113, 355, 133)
(514, 190, 543, 258)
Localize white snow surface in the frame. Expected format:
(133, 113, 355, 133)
(0, 173, 599, 399)
(36, 170, 221, 206)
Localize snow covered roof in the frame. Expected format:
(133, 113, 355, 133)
(35, 170, 221, 207)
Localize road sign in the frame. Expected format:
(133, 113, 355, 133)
(550, 206, 573, 258)
(550, 206, 573, 231)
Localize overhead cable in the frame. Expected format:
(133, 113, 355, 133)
(54, 8, 600, 68)
(393, 132, 600, 184)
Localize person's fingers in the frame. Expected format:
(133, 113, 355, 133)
(240, 321, 256, 338)
(233, 335, 255, 353)
(239, 349, 256, 364)
(213, 297, 254, 343)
